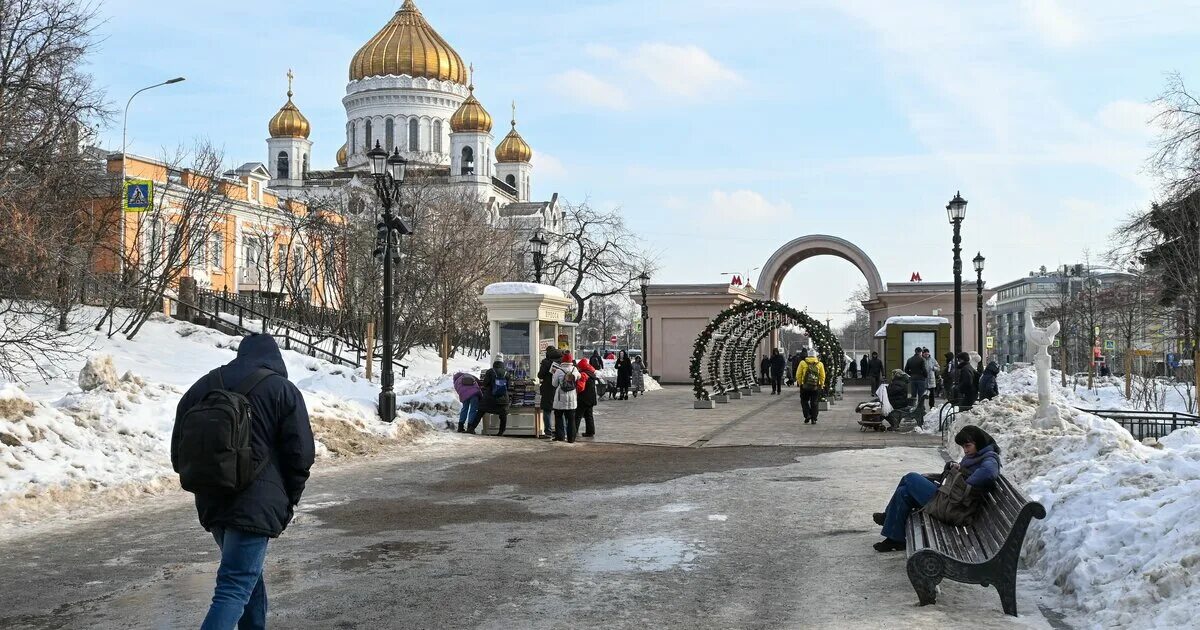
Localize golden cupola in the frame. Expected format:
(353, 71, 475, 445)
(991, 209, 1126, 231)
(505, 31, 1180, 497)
(268, 75, 310, 139)
(496, 105, 533, 163)
(450, 83, 493, 133)
(349, 0, 467, 84)
(336, 143, 348, 167)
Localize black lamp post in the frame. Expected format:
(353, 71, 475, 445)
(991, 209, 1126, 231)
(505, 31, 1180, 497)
(946, 191, 968, 356)
(367, 141, 411, 423)
(529, 229, 549, 283)
(638, 270, 650, 370)
(974, 252, 985, 361)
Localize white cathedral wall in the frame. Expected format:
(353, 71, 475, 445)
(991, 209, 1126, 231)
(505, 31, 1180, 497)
(342, 75, 466, 167)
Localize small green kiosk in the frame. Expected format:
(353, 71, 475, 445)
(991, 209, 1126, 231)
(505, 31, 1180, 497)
(874, 316, 951, 373)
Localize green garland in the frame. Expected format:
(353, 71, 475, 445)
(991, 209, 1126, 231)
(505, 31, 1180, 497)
(690, 300, 843, 401)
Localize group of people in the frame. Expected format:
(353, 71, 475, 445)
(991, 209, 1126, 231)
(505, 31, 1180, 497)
(452, 347, 646, 443)
(760, 347, 828, 423)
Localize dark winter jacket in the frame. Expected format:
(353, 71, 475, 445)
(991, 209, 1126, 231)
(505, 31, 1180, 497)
(960, 444, 1001, 489)
(589, 352, 604, 370)
(616, 356, 633, 388)
(866, 357, 883, 380)
(769, 353, 787, 376)
(173, 334, 314, 538)
(904, 353, 927, 380)
(978, 361, 1000, 400)
(761, 356, 771, 376)
(954, 363, 979, 406)
(576, 359, 598, 407)
(538, 349, 562, 400)
(860, 356, 869, 376)
(480, 362, 511, 410)
(886, 371, 911, 409)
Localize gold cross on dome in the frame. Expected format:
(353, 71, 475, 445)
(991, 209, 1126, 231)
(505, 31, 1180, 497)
(468, 63, 474, 87)
(511, 100, 517, 126)
(286, 69, 294, 97)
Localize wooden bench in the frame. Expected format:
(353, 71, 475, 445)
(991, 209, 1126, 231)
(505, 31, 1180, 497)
(905, 473, 1046, 616)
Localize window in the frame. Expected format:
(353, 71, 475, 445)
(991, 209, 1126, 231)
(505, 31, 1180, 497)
(243, 237, 262, 282)
(302, 154, 309, 178)
(409, 118, 419, 151)
(365, 119, 373, 148)
(144, 219, 164, 263)
(209, 235, 224, 270)
(349, 122, 356, 154)
(433, 120, 442, 153)
(291, 246, 305, 288)
(505, 174, 516, 187)
(276, 151, 289, 180)
(385, 118, 394, 150)
(190, 231, 207, 269)
(460, 146, 474, 175)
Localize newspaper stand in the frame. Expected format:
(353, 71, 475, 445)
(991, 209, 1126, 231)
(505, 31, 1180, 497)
(479, 283, 576, 436)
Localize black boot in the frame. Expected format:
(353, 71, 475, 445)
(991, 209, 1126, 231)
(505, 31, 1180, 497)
(873, 538, 905, 552)
(873, 512, 885, 526)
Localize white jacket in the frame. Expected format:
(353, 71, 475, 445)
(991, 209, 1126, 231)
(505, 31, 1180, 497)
(550, 362, 579, 410)
(925, 357, 939, 386)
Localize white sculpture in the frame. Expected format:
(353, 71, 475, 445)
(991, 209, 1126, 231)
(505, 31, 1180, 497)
(1025, 311, 1065, 429)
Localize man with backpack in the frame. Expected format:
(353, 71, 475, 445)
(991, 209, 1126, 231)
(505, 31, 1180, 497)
(471, 355, 511, 435)
(904, 347, 928, 414)
(795, 353, 826, 424)
(172, 333, 314, 630)
(550, 351, 580, 442)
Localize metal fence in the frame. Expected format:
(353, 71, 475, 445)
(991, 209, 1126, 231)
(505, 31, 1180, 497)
(1075, 408, 1200, 441)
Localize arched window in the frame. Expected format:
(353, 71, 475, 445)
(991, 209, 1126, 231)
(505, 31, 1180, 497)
(365, 119, 373, 148)
(277, 151, 289, 180)
(302, 154, 308, 177)
(461, 146, 474, 175)
(505, 174, 516, 187)
(349, 122, 356, 154)
(433, 120, 443, 153)
(385, 118, 394, 151)
(409, 118, 419, 151)
(485, 149, 491, 176)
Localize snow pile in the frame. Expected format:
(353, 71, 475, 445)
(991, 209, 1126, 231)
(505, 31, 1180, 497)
(594, 367, 663, 392)
(482, 282, 568, 298)
(0, 308, 487, 523)
(941, 368, 1200, 628)
(874, 315, 949, 337)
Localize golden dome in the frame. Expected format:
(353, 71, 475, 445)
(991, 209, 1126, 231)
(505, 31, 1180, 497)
(349, 0, 467, 84)
(450, 85, 492, 133)
(496, 104, 532, 163)
(336, 143, 348, 167)
(268, 72, 310, 138)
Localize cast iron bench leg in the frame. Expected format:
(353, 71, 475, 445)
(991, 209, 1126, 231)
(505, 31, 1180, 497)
(906, 552, 943, 606)
(996, 575, 1018, 617)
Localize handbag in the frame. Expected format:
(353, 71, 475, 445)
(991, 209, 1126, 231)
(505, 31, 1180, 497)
(921, 469, 980, 525)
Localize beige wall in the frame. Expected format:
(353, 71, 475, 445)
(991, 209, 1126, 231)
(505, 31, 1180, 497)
(658, 317, 711, 383)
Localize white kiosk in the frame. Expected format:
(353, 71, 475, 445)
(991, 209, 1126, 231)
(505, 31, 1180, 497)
(479, 282, 577, 436)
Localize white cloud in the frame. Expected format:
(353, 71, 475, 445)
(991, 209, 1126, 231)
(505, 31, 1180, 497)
(1095, 100, 1156, 138)
(1021, 0, 1084, 47)
(624, 43, 741, 98)
(535, 151, 568, 179)
(553, 69, 629, 110)
(703, 190, 793, 223)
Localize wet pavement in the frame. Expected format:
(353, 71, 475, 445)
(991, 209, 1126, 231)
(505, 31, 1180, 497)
(0, 395, 1050, 629)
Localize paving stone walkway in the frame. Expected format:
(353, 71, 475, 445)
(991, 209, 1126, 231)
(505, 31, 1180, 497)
(589, 384, 942, 449)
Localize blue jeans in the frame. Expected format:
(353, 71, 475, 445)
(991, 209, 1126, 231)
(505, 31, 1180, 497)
(202, 527, 270, 630)
(910, 379, 927, 412)
(458, 394, 480, 430)
(882, 472, 939, 542)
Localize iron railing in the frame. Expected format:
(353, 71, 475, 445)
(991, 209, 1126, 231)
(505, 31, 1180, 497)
(1075, 408, 1200, 441)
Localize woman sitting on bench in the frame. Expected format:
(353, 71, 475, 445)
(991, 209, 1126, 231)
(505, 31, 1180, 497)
(870, 425, 1002, 552)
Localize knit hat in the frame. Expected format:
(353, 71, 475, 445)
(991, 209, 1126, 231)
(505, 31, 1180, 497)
(561, 351, 574, 363)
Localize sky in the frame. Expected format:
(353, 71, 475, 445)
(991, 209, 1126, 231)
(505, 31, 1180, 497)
(88, 0, 1200, 326)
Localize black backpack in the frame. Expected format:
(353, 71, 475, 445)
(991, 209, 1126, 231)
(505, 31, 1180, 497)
(174, 368, 275, 495)
(560, 369, 577, 392)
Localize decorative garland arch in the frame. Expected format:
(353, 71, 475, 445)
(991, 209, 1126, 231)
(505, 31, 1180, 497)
(690, 300, 844, 402)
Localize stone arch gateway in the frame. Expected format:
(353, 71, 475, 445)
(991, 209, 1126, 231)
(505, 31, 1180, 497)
(756, 234, 885, 302)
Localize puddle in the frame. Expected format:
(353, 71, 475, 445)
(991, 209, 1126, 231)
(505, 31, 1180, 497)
(338, 540, 452, 569)
(582, 537, 708, 573)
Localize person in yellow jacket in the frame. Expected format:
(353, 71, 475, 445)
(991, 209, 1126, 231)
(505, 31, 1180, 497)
(795, 355, 826, 424)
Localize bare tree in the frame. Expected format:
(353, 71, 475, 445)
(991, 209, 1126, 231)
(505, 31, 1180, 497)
(542, 200, 654, 323)
(1148, 72, 1200, 199)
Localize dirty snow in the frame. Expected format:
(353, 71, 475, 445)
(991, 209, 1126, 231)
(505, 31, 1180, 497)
(938, 366, 1200, 629)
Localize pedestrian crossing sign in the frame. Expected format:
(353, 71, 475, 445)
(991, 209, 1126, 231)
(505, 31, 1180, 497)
(123, 179, 153, 212)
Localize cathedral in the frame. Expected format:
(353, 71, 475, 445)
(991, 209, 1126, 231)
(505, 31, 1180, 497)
(262, 0, 559, 232)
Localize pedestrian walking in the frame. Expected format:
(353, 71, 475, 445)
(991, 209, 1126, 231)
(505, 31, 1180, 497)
(537, 346, 562, 439)
(978, 359, 1000, 401)
(953, 352, 979, 410)
(589, 350, 603, 371)
(866, 351, 884, 392)
(615, 350, 633, 400)
(795, 353, 826, 423)
(848, 356, 859, 379)
(452, 371, 482, 433)
(760, 354, 771, 385)
(860, 355, 869, 381)
(787, 350, 804, 387)
(904, 347, 928, 414)
(922, 348, 939, 411)
(631, 355, 646, 397)
(576, 358, 598, 437)
(941, 351, 955, 405)
(550, 352, 580, 442)
(769, 348, 787, 394)
(172, 334, 314, 630)
(471, 356, 511, 435)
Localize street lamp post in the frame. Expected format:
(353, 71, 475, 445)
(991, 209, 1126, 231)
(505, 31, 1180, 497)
(529, 229, 549, 283)
(946, 191, 968, 356)
(119, 77, 184, 278)
(367, 141, 411, 423)
(974, 252, 985, 361)
(638, 270, 650, 370)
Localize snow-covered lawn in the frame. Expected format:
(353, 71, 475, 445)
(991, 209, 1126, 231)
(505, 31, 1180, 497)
(0, 308, 487, 525)
(940, 367, 1200, 629)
